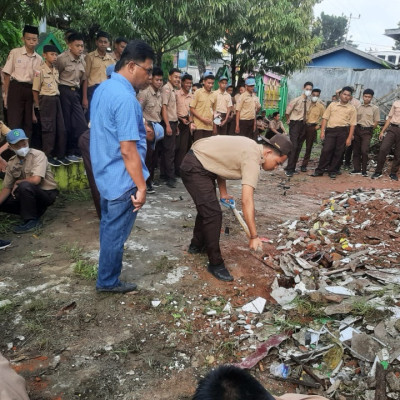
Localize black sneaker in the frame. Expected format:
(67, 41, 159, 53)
(300, 166, 307, 172)
(311, 171, 323, 177)
(0, 239, 11, 250)
(343, 164, 351, 170)
(207, 262, 233, 282)
(362, 172, 368, 177)
(285, 171, 294, 177)
(350, 170, 361, 175)
(166, 179, 176, 188)
(58, 157, 72, 166)
(329, 172, 336, 180)
(390, 173, 399, 181)
(188, 244, 206, 254)
(66, 155, 81, 163)
(146, 184, 156, 194)
(371, 172, 382, 179)
(13, 219, 42, 234)
(96, 282, 137, 293)
(48, 157, 62, 167)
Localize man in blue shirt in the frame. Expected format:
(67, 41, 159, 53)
(90, 40, 155, 293)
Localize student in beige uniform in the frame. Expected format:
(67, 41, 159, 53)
(372, 98, 400, 180)
(180, 134, 291, 281)
(111, 37, 128, 61)
(190, 71, 217, 143)
(82, 31, 115, 121)
(267, 111, 286, 138)
(350, 88, 379, 177)
(175, 73, 194, 176)
(299, 87, 325, 172)
(2, 25, 42, 139)
(161, 67, 181, 188)
(32, 45, 69, 167)
(56, 32, 88, 162)
(284, 81, 313, 176)
(0, 129, 58, 233)
(235, 77, 260, 139)
(312, 86, 357, 179)
(213, 76, 232, 135)
(137, 66, 164, 193)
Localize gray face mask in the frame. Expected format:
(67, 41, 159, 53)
(14, 146, 30, 157)
(304, 90, 312, 97)
(311, 96, 319, 103)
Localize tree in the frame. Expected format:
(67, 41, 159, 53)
(222, 0, 320, 87)
(312, 12, 348, 51)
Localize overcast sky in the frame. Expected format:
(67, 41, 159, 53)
(314, 0, 400, 51)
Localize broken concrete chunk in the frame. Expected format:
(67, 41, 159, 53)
(242, 297, 266, 314)
(325, 286, 355, 296)
(351, 333, 382, 362)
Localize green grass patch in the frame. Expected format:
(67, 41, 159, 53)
(73, 259, 98, 280)
(61, 242, 84, 262)
(0, 213, 19, 234)
(60, 189, 92, 202)
(154, 255, 175, 272)
(292, 297, 325, 318)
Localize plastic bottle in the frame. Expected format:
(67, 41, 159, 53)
(269, 362, 290, 379)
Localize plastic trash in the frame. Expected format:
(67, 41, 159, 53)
(270, 362, 290, 378)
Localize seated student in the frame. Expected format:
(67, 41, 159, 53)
(0, 129, 58, 233)
(266, 111, 286, 139)
(256, 115, 269, 135)
(194, 365, 330, 400)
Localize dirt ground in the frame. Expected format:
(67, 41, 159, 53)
(0, 157, 399, 400)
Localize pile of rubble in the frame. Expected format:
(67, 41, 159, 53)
(175, 189, 400, 399)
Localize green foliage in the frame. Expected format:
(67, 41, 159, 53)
(74, 260, 98, 280)
(0, 20, 21, 64)
(312, 12, 348, 51)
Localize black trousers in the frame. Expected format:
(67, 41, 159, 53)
(160, 121, 178, 180)
(239, 119, 255, 140)
(315, 127, 349, 174)
(175, 121, 192, 176)
(376, 125, 400, 174)
(39, 95, 66, 158)
(216, 113, 228, 135)
(180, 151, 223, 265)
(286, 120, 306, 171)
(7, 81, 34, 139)
(352, 126, 372, 173)
(193, 129, 213, 143)
(86, 84, 99, 122)
(300, 124, 318, 168)
(0, 181, 58, 221)
(78, 130, 101, 219)
(59, 85, 88, 156)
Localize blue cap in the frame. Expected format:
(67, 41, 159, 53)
(219, 75, 228, 82)
(245, 77, 255, 86)
(203, 70, 215, 80)
(106, 64, 115, 78)
(6, 129, 28, 144)
(150, 123, 164, 150)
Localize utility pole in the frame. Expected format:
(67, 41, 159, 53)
(345, 13, 361, 44)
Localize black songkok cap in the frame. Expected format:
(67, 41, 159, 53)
(23, 25, 39, 35)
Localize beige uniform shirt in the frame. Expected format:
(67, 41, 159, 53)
(56, 51, 86, 88)
(3, 149, 57, 191)
(0, 353, 30, 400)
(323, 102, 357, 128)
(137, 86, 162, 122)
(357, 104, 380, 127)
(388, 100, 400, 124)
(237, 91, 258, 120)
(190, 88, 216, 131)
(161, 81, 178, 122)
(350, 98, 361, 108)
(32, 63, 60, 96)
(307, 102, 325, 124)
(214, 89, 233, 114)
(192, 136, 263, 189)
(269, 119, 285, 133)
(3, 46, 42, 84)
(176, 89, 193, 118)
(286, 95, 310, 121)
(85, 50, 115, 87)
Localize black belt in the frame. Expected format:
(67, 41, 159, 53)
(11, 80, 32, 87)
(357, 125, 373, 130)
(59, 84, 79, 91)
(306, 123, 317, 126)
(390, 123, 400, 128)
